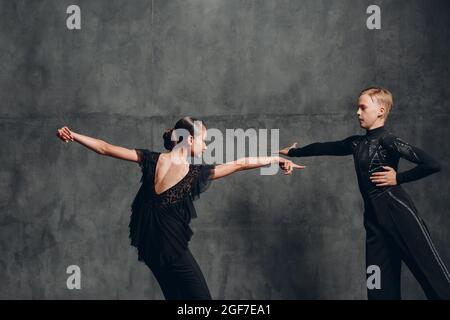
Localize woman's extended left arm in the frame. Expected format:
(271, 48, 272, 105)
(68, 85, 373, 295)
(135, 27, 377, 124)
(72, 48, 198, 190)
(209, 156, 305, 180)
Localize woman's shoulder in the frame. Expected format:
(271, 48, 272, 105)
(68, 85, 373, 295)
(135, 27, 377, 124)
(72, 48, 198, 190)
(134, 149, 162, 180)
(190, 163, 215, 175)
(136, 148, 161, 161)
(135, 148, 160, 157)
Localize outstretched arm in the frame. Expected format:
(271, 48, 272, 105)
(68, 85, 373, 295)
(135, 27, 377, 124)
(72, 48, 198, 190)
(209, 156, 305, 180)
(56, 126, 140, 163)
(279, 136, 358, 157)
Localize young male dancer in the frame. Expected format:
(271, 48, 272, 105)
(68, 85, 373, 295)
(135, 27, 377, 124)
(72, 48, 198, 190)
(280, 87, 450, 299)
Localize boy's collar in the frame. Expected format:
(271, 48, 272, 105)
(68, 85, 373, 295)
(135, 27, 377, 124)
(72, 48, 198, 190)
(366, 125, 386, 138)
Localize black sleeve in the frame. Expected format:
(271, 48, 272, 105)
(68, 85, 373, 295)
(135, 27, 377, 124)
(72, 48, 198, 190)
(382, 135, 441, 184)
(287, 135, 359, 157)
(191, 164, 216, 201)
(134, 148, 153, 182)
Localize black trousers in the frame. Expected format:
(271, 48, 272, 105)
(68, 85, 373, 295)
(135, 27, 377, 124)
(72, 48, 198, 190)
(364, 186, 450, 299)
(149, 249, 212, 300)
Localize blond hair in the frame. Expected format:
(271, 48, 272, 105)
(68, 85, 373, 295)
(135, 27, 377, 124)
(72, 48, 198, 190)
(360, 87, 393, 119)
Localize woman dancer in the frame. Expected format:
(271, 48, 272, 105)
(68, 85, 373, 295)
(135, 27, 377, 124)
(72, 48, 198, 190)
(56, 116, 304, 299)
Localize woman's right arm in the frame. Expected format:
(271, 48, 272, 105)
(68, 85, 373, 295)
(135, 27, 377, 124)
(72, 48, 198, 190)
(56, 126, 140, 163)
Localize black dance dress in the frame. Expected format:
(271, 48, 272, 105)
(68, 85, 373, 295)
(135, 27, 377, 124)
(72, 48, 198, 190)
(129, 149, 215, 299)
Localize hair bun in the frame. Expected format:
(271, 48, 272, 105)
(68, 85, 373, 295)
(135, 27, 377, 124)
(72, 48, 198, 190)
(164, 128, 174, 135)
(163, 128, 175, 150)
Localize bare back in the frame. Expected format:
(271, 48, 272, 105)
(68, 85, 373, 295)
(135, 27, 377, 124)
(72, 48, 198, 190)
(154, 153, 190, 195)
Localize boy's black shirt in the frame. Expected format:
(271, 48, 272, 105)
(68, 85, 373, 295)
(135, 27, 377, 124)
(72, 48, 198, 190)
(287, 126, 441, 200)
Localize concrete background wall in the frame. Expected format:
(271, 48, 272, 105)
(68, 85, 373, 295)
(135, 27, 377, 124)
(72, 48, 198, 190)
(0, 0, 449, 299)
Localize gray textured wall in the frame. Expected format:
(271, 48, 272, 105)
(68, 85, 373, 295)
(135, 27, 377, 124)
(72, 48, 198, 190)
(1, 0, 449, 299)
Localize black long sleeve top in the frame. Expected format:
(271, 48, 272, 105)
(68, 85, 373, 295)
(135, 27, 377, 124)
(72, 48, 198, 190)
(287, 126, 441, 199)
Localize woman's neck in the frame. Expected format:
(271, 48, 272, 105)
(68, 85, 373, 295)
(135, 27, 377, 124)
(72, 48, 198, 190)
(169, 146, 190, 165)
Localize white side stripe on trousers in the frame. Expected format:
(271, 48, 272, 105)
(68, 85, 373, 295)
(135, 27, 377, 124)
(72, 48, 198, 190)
(387, 191, 450, 284)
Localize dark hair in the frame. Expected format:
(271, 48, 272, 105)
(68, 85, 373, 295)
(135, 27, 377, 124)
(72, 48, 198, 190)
(162, 116, 205, 151)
